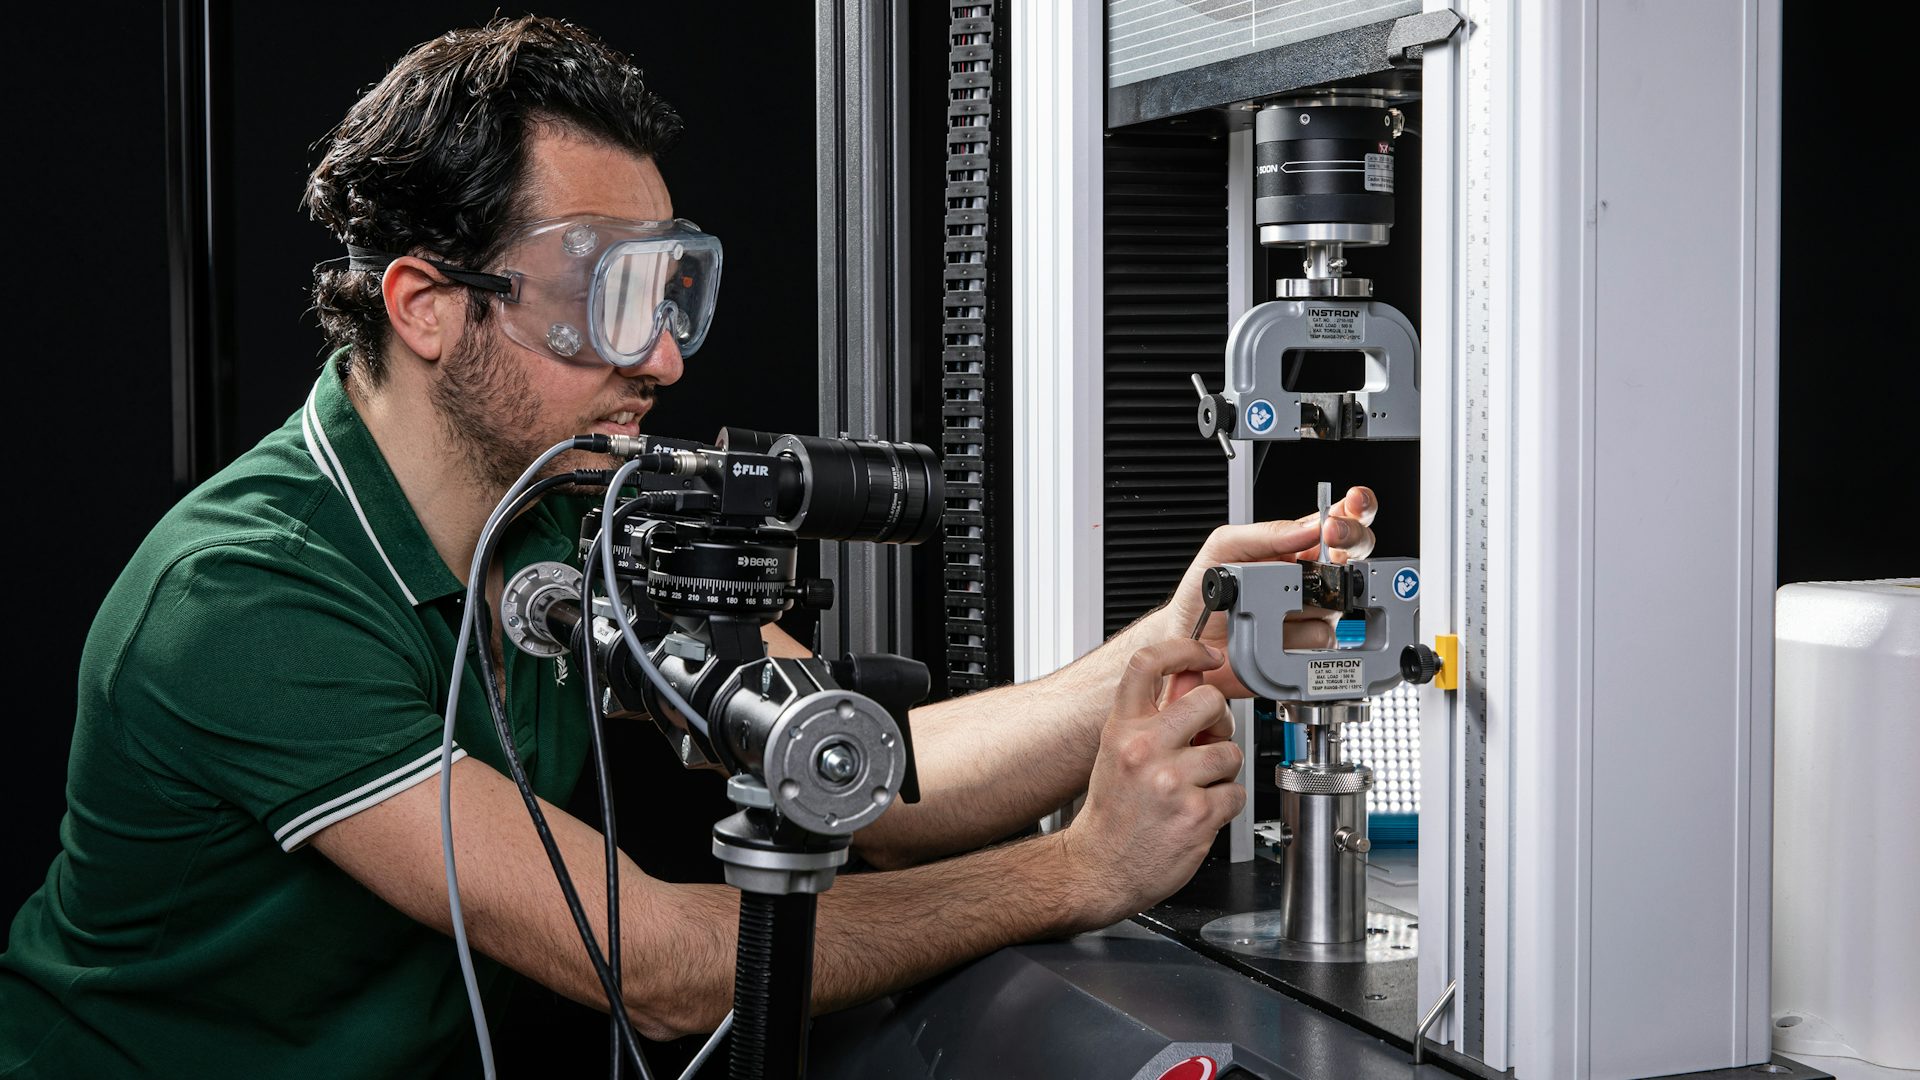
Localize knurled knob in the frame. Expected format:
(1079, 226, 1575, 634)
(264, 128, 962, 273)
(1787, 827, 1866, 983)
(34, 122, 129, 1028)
(1400, 643, 1442, 685)
(1202, 566, 1239, 611)
(1196, 393, 1235, 439)
(797, 578, 835, 610)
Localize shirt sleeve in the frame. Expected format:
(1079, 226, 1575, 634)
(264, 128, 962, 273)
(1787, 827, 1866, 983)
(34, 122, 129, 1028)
(107, 539, 467, 851)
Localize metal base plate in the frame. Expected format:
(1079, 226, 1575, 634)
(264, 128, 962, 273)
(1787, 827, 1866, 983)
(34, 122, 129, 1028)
(1201, 906, 1417, 963)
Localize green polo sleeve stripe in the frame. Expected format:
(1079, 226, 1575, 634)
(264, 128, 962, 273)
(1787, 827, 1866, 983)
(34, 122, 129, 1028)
(273, 744, 467, 851)
(106, 537, 474, 852)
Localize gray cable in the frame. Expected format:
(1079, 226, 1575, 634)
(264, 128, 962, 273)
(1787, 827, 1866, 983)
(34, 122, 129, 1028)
(592, 464, 732, 1079)
(598, 460, 711, 741)
(440, 437, 583, 1080)
(593, 470, 728, 1080)
(596, 464, 732, 1080)
(676, 1011, 734, 1080)
(436, 444, 709, 1077)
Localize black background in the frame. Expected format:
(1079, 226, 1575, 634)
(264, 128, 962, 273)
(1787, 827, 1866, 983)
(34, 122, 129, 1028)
(10, 3, 822, 1071)
(4, 4, 1909, 1073)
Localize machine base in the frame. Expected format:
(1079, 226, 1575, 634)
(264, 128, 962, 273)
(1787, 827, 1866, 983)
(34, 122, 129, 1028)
(809, 920, 1423, 1079)
(1201, 904, 1417, 963)
(807, 855, 1833, 1080)
(1143, 853, 1420, 1039)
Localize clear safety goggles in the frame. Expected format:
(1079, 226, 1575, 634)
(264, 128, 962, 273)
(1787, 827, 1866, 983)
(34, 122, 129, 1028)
(350, 216, 723, 367)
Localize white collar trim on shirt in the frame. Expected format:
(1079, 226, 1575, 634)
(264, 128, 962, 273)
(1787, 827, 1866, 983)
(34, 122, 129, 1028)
(302, 378, 421, 607)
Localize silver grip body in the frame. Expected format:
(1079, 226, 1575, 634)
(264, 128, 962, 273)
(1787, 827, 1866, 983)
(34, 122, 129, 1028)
(1220, 557, 1421, 702)
(1222, 298, 1419, 441)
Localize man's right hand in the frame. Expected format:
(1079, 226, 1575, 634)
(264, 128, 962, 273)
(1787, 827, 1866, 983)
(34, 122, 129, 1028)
(1060, 639, 1247, 926)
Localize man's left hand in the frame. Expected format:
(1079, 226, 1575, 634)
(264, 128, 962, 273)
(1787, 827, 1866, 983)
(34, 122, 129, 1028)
(1153, 485, 1377, 698)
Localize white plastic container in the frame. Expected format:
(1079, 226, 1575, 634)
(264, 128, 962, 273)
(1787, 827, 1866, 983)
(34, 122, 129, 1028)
(1772, 579, 1919, 1070)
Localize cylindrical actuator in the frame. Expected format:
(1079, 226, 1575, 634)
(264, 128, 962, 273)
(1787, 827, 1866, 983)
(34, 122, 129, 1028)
(1254, 100, 1399, 248)
(1273, 763, 1374, 943)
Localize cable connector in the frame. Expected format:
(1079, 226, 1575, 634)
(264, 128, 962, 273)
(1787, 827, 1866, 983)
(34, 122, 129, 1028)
(575, 435, 704, 479)
(573, 433, 668, 461)
(635, 450, 703, 476)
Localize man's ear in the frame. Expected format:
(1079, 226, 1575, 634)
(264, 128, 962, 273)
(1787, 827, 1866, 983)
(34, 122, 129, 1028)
(381, 256, 457, 363)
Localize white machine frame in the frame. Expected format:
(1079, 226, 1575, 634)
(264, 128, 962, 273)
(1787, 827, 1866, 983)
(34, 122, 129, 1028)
(1009, 0, 1107, 683)
(1009, 1, 1781, 1076)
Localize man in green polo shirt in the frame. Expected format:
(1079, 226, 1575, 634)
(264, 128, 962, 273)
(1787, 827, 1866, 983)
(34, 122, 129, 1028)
(0, 16, 1377, 1077)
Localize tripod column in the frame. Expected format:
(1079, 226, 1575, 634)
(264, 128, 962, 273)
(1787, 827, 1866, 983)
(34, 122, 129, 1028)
(700, 658, 915, 1078)
(712, 804, 849, 1080)
(730, 892, 820, 1080)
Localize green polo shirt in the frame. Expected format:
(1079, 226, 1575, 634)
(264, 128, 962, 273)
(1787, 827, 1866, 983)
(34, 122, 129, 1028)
(0, 363, 593, 1077)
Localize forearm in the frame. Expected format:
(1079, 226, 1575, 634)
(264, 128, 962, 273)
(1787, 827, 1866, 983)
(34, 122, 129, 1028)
(464, 837, 738, 1042)
(369, 767, 1103, 1043)
(852, 606, 1175, 868)
(313, 759, 739, 1042)
(816, 832, 1096, 1010)
(647, 830, 1103, 1037)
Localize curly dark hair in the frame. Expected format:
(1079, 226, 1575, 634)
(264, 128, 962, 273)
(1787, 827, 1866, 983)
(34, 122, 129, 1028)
(304, 15, 683, 383)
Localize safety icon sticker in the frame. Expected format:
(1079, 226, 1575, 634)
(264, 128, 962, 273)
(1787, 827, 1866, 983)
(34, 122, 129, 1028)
(1244, 399, 1277, 435)
(1393, 567, 1420, 601)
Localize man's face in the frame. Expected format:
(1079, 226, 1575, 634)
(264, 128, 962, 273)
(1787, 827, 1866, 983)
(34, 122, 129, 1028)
(432, 126, 684, 491)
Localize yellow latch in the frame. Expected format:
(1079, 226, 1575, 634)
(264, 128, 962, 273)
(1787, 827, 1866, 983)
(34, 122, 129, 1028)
(1433, 634, 1459, 690)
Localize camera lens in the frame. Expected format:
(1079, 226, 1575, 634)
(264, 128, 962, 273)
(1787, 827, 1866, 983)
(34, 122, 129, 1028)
(769, 435, 943, 545)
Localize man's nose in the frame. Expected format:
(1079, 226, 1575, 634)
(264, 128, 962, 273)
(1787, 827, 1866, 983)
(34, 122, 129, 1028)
(626, 334, 684, 386)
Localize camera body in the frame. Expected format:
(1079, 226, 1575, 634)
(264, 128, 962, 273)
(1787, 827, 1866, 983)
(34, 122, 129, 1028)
(497, 427, 948, 1069)
(575, 428, 942, 798)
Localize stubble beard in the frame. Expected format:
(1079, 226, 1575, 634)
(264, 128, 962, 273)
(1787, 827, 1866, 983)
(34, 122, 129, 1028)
(431, 320, 664, 502)
(429, 319, 565, 497)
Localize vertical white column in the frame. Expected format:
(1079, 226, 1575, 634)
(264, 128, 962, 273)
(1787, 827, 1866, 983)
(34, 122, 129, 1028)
(1576, 1, 1779, 1075)
(1225, 126, 1257, 862)
(1435, 0, 1519, 1066)
(1416, 0, 1461, 1049)
(1479, 0, 1517, 1062)
(1491, 2, 1782, 1077)
(1744, 3, 1783, 1057)
(1508, 0, 1596, 1075)
(1010, 0, 1105, 681)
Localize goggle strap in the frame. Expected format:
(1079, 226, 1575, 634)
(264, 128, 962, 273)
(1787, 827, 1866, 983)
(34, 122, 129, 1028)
(343, 246, 515, 296)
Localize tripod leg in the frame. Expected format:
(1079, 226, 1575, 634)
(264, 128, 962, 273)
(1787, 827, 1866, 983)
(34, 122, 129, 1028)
(729, 891, 819, 1080)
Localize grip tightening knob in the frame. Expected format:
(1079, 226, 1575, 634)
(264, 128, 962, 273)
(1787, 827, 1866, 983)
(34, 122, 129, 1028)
(1400, 643, 1442, 685)
(1201, 566, 1239, 612)
(1190, 373, 1237, 459)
